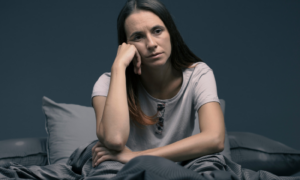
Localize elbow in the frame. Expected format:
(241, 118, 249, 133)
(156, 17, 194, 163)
(104, 139, 125, 151)
(96, 131, 126, 151)
(216, 139, 225, 153)
(211, 133, 225, 153)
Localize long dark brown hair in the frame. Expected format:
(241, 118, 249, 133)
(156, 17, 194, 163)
(117, 0, 203, 127)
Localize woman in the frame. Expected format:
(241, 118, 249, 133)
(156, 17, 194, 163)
(91, 0, 225, 169)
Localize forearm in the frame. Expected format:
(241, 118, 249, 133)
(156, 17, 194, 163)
(98, 64, 130, 151)
(140, 132, 224, 162)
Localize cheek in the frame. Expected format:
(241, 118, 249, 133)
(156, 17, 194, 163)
(134, 44, 146, 56)
(165, 37, 172, 55)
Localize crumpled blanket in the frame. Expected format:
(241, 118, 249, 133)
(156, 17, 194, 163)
(0, 140, 299, 180)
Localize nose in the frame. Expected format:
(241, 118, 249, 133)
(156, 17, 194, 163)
(146, 35, 157, 50)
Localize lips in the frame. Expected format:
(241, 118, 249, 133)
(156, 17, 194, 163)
(147, 52, 162, 58)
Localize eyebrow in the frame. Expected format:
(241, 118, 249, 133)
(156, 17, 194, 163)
(129, 25, 165, 39)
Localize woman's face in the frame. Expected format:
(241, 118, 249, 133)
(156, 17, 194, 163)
(124, 10, 171, 68)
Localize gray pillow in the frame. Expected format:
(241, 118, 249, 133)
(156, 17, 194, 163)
(42, 97, 230, 165)
(192, 99, 231, 160)
(229, 132, 300, 176)
(42, 96, 98, 164)
(0, 137, 47, 166)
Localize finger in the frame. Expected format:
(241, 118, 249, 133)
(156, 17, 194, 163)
(92, 147, 101, 164)
(92, 151, 98, 165)
(130, 46, 137, 74)
(95, 155, 111, 167)
(94, 152, 109, 167)
(138, 65, 141, 75)
(135, 49, 142, 75)
(92, 146, 100, 161)
(117, 45, 121, 54)
(135, 49, 141, 67)
(92, 146, 96, 160)
(92, 141, 101, 153)
(133, 57, 138, 74)
(95, 147, 108, 156)
(92, 143, 98, 151)
(135, 57, 140, 74)
(96, 141, 103, 146)
(95, 146, 107, 151)
(92, 151, 97, 165)
(135, 60, 141, 75)
(92, 147, 106, 162)
(93, 151, 104, 167)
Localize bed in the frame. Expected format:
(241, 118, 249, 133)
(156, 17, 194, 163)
(0, 97, 299, 179)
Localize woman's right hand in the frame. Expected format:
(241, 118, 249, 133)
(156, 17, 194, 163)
(113, 42, 142, 75)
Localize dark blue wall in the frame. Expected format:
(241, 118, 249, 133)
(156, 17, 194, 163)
(1, 0, 299, 150)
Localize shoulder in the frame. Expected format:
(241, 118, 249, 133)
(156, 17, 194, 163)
(92, 72, 111, 97)
(189, 62, 220, 111)
(193, 61, 212, 72)
(94, 72, 111, 85)
(94, 72, 111, 86)
(97, 72, 111, 80)
(189, 62, 214, 82)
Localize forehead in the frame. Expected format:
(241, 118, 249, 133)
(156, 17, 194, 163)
(124, 10, 165, 35)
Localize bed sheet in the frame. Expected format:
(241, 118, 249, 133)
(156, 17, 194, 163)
(0, 140, 299, 180)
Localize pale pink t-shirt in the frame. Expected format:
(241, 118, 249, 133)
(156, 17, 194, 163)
(91, 62, 231, 160)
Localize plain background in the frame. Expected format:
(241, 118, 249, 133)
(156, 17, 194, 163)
(0, 0, 299, 152)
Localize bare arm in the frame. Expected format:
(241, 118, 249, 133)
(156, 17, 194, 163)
(93, 65, 129, 151)
(92, 101, 225, 167)
(93, 43, 141, 151)
(140, 102, 225, 162)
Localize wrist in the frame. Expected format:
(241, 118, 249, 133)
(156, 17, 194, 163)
(139, 148, 156, 157)
(112, 61, 126, 72)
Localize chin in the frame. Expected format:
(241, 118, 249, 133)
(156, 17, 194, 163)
(143, 57, 170, 68)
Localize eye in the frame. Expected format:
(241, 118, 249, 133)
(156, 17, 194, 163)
(133, 34, 143, 41)
(154, 29, 162, 34)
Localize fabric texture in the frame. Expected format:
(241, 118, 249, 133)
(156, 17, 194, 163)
(0, 137, 47, 167)
(229, 132, 300, 176)
(1, 140, 299, 180)
(42, 96, 98, 164)
(92, 62, 231, 160)
(155, 103, 166, 135)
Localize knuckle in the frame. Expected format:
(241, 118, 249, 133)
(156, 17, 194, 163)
(95, 154, 99, 159)
(97, 152, 103, 157)
(97, 157, 103, 162)
(101, 155, 107, 161)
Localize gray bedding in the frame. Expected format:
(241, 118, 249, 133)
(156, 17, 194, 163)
(0, 140, 299, 180)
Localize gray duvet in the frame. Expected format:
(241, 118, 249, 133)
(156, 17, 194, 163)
(0, 140, 299, 180)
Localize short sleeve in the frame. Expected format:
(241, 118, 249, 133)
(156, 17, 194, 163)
(91, 72, 111, 98)
(193, 65, 220, 112)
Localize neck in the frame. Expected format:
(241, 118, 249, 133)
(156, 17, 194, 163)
(138, 62, 183, 99)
